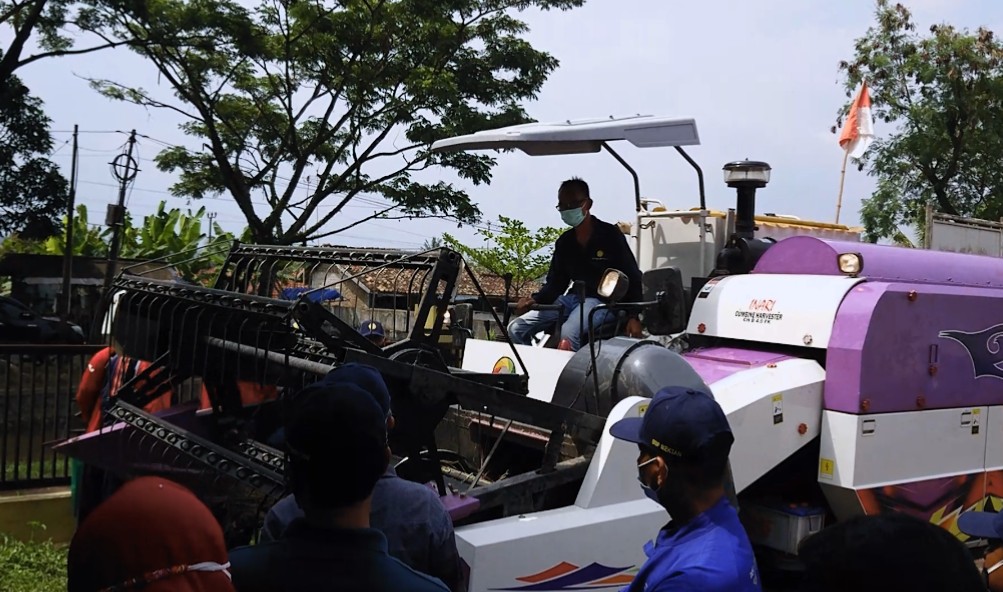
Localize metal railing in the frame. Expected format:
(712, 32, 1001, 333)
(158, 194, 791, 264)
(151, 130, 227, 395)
(0, 344, 102, 490)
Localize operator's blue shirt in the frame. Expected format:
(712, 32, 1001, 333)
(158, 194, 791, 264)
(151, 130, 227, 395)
(623, 497, 761, 592)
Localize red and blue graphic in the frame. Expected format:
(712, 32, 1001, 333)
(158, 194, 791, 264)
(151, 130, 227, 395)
(491, 562, 636, 591)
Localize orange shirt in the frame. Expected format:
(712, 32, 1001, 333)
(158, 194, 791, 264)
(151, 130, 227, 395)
(76, 348, 173, 433)
(198, 381, 279, 411)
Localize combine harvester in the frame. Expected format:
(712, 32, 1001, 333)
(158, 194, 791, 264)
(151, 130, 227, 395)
(56, 115, 1003, 591)
(427, 115, 1003, 590)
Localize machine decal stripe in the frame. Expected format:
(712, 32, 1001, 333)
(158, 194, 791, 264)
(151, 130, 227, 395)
(493, 563, 635, 591)
(589, 574, 636, 586)
(515, 562, 579, 583)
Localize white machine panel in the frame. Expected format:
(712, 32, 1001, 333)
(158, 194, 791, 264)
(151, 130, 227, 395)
(708, 358, 826, 493)
(459, 397, 663, 592)
(460, 339, 574, 403)
(459, 500, 663, 592)
(818, 408, 989, 489)
(687, 274, 863, 349)
(986, 406, 1003, 472)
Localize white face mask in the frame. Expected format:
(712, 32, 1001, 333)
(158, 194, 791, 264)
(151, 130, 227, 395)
(98, 561, 232, 592)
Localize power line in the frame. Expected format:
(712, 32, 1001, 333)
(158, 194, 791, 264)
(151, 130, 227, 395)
(60, 129, 495, 238)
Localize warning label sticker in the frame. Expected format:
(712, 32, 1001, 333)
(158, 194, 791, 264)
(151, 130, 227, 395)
(819, 458, 834, 480)
(772, 394, 783, 425)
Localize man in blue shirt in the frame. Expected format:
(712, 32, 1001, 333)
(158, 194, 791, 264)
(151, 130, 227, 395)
(257, 363, 462, 591)
(509, 178, 643, 351)
(609, 386, 761, 592)
(228, 378, 450, 592)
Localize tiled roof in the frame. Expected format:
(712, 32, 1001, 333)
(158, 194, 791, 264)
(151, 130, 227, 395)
(339, 264, 540, 299)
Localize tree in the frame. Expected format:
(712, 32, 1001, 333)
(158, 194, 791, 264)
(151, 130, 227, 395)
(87, 0, 585, 244)
(421, 236, 444, 250)
(0, 70, 68, 239)
(0, 0, 154, 84)
(835, 0, 1003, 241)
(443, 215, 560, 297)
(1, 201, 238, 282)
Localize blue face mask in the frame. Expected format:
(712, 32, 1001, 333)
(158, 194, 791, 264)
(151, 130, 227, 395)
(638, 457, 660, 503)
(561, 206, 586, 228)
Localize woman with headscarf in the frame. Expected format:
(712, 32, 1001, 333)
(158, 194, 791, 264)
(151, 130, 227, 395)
(67, 476, 235, 592)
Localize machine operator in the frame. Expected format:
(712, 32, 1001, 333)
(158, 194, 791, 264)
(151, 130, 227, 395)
(508, 177, 644, 351)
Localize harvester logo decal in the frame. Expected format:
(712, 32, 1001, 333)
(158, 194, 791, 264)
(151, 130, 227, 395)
(491, 562, 636, 591)
(939, 323, 1003, 380)
(492, 356, 517, 374)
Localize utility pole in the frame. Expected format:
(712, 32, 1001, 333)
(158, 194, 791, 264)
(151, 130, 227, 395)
(207, 212, 217, 241)
(59, 125, 79, 319)
(102, 130, 139, 293)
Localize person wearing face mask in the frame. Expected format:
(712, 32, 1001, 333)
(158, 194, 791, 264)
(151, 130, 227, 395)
(958, 508, 1003, 591)
(609, 386, 761, 592)
(509, 177, 643, 351)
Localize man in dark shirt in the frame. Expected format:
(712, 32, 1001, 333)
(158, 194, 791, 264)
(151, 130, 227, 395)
(359, 320, 388, 346)
(509, 177, 643, 351)
(258, 363, 462, 591)
(609, 386, 761, 592)
(228, 379, 450, 592)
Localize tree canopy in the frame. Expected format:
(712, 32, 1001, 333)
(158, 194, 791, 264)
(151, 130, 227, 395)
(87, 0, 585, 244)
(836, 0, 1003, 241)
(0, 69, 68, 239)
(443, 215, 560, 297)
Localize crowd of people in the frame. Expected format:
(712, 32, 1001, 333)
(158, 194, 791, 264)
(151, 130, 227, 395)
(68, 348, 999, 591)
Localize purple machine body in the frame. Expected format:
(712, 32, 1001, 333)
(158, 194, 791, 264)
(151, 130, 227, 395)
(680, 235, 1003, 525)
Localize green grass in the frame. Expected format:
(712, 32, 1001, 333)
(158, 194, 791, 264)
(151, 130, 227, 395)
(2, 458, 67, 483)
(0, 524, 67, 592)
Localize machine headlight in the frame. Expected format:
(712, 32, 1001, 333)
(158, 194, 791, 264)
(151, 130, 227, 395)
(598, 269, 629, 302)
(837, 252, 863, 276)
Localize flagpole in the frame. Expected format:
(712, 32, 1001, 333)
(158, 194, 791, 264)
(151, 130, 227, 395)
(835, 147, 850, 225)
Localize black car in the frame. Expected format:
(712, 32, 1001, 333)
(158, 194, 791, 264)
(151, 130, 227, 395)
(0, 296, 85, 344)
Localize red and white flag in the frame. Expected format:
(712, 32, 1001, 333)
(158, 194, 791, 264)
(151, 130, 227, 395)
(838, 82, 874, 159)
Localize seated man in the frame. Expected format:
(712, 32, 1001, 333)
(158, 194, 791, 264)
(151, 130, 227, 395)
(228, 378, 450, 592)
(509, 177, 643, 351)
(258, 364, 462, 591)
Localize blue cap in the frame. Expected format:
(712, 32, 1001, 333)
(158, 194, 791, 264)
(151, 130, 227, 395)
(359, 320, 385, 338)
(323, 363, 391, 418)
(609, 386, 734, 461)
(285, 382, 388, 462)
(958, 510, 1003, 540)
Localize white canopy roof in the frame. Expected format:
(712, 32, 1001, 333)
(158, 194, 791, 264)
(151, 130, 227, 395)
(429, 115, 700, 156)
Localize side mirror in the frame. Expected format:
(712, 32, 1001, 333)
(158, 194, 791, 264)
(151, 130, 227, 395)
(642, 267, 687, 335)
(598, 269, 629, 303)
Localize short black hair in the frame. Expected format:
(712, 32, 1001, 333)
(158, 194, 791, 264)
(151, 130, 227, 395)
(559, 177, 590, 201)
(797, 513, 984, 592)
(285, 382, 388, 510)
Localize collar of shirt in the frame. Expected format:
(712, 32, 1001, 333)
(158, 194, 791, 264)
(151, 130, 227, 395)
(645, 496, 733, 557)
(283, 520, 390, 555)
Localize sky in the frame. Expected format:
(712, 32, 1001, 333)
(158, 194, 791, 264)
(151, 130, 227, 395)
(15, 0, 1003, 250)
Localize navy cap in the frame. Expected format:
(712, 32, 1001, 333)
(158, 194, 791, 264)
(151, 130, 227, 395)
(609, 386, 734, 461)
(359, 320, 385, 338)
(958, 510, 1003, 540)
(323, 363, 392, 418)
(285, 382, 388, 462)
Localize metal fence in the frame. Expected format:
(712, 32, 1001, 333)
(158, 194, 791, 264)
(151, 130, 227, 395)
(0, 344, 101, 490)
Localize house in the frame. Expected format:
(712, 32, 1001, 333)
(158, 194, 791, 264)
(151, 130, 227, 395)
(0, 254, 177, 338)
(299, 248, 542, 341)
